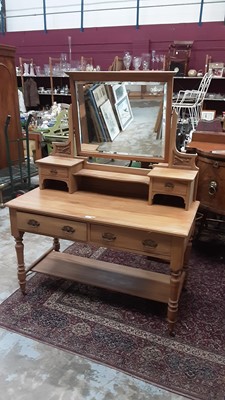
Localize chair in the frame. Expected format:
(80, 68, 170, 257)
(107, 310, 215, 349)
(108, 56, 124, 71)
(172, 72, 213, 134)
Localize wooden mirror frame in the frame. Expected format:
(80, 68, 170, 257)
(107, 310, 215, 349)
(66, 71, 176, 164)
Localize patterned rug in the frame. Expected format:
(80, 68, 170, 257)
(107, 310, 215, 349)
(0, 237, 224, 400)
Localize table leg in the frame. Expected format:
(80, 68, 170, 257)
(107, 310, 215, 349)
(167, 269, 182, 336)
(15, 232, 26, 294)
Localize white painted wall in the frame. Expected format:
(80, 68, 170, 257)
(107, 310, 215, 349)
(5, 0, 224, 32)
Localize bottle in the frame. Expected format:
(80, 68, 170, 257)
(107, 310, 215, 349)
(52, 101, 58, 116)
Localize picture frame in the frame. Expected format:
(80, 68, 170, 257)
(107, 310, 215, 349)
(91, 83, 108, 108)
(100, 99, 120, 141)
(112, 83, 127, 103)
(200, 110, 216, 121)
(115, 95, 133, 130)
(88, 85, 109, 142)
(208, 62, 224, 78)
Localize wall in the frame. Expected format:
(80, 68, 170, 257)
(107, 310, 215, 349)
(0, 22, 225, 72)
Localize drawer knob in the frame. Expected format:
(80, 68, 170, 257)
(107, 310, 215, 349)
(27, 219, 40, 227)
(102, 232, 116, 242)
(50, 169, 58, 174)
(208, 180, 217, 196)
(165, 182, 174, 189)
(142, 239, 158, 248)
(62, 225, 75, 234)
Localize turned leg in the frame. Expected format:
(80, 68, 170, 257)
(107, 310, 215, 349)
(167, 269, 182, 336)
(183, 239, 192, 290)
(53, 237, 60, 251)
(15, 232, 26, 294)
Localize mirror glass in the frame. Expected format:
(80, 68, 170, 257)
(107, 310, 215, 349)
(68, 72, 174, 163)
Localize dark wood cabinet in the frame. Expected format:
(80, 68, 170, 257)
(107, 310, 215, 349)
(0, 45, 22, 169)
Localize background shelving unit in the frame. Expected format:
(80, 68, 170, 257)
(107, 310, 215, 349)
(174, 76, 225, 116)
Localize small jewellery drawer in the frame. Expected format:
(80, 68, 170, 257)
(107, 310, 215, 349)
(90, 224, 171, 257)
(40, 166, 68, 179)
(152, 179, 187, 196)
(17, 212, 87, 241)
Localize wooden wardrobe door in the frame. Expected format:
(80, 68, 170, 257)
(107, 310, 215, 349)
(0, 45, 22, 169)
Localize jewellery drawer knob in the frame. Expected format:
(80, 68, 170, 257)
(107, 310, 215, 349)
(62, 225, 75, 233)
(27, 219, 40, 227)
(102, 232, 116, 242)
(142, 239, 158, 248)
(50, 169, 58, 174)
(165, 182, 174, 189)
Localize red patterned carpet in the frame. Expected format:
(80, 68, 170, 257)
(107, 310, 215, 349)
(0, 237, 224, 400)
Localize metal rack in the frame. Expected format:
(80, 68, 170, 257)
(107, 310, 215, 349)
(0, 114, 38, 207)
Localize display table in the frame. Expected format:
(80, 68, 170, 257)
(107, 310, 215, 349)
(7, 184, 199, 335)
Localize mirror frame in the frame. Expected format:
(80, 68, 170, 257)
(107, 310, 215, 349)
(67, 71, 175, 163)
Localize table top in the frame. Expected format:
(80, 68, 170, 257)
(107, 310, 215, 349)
(7, 188, 199, 238)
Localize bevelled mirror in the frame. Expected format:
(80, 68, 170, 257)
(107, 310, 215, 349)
(67, 71, 175, 164)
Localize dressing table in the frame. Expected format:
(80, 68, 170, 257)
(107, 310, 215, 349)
(7, 71, 199, 335)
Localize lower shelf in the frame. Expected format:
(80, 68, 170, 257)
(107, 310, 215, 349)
(32, 250, 171, 303)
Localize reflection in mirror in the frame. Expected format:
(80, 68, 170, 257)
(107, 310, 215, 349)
(75, 81, 167, 159)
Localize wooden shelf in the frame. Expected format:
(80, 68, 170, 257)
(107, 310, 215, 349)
(33, 250, 171, 303)
(74, 168, 150, 184)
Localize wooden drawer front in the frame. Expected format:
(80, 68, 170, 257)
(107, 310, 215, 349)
(17, 212, 87, 241)
(40, 166, 68, 179)
(90, 224, 171, 257)
(153, 179, 187, 196)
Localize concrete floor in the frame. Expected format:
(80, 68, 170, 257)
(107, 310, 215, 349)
(0, 206, 190, 400)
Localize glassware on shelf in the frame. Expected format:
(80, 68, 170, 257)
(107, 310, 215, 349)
(123, 52, 132, 71)
(30, 63, 35, 76)
(44, 64, 50, 76)
(16, 66, 21, 76)
(23, 63, 29, 76)
(35, 66, 41, 76)
(160, 54, 165, 70)
(60, 53, 67, 63)
(155, 54, 160, 70)
(141, 53, 150, 70)
(60, 53, 68, 75)
(151, 50, 156, 70)
(132, 56, 142, 71)
(86, 63, 94, 71)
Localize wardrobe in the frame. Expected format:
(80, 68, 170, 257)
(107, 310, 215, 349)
(0, 44, 22, 169)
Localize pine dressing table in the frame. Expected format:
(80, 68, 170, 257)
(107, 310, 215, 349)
(7, 71, 199, 335)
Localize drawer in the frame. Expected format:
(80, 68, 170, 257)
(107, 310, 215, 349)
(17, 212, 87, 241)
(152, 178, 187, 196)
(40, 166, 68, 179)
(90, 224, 171, 257)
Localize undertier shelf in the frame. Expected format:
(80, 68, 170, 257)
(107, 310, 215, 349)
(32, 250, 172, 303)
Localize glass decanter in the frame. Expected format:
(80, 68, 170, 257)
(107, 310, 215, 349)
(151, 50, 156, 70)
(132, 56, 142, 71)
(141, 53, 150, 70)
(123, 52, 132, 71)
